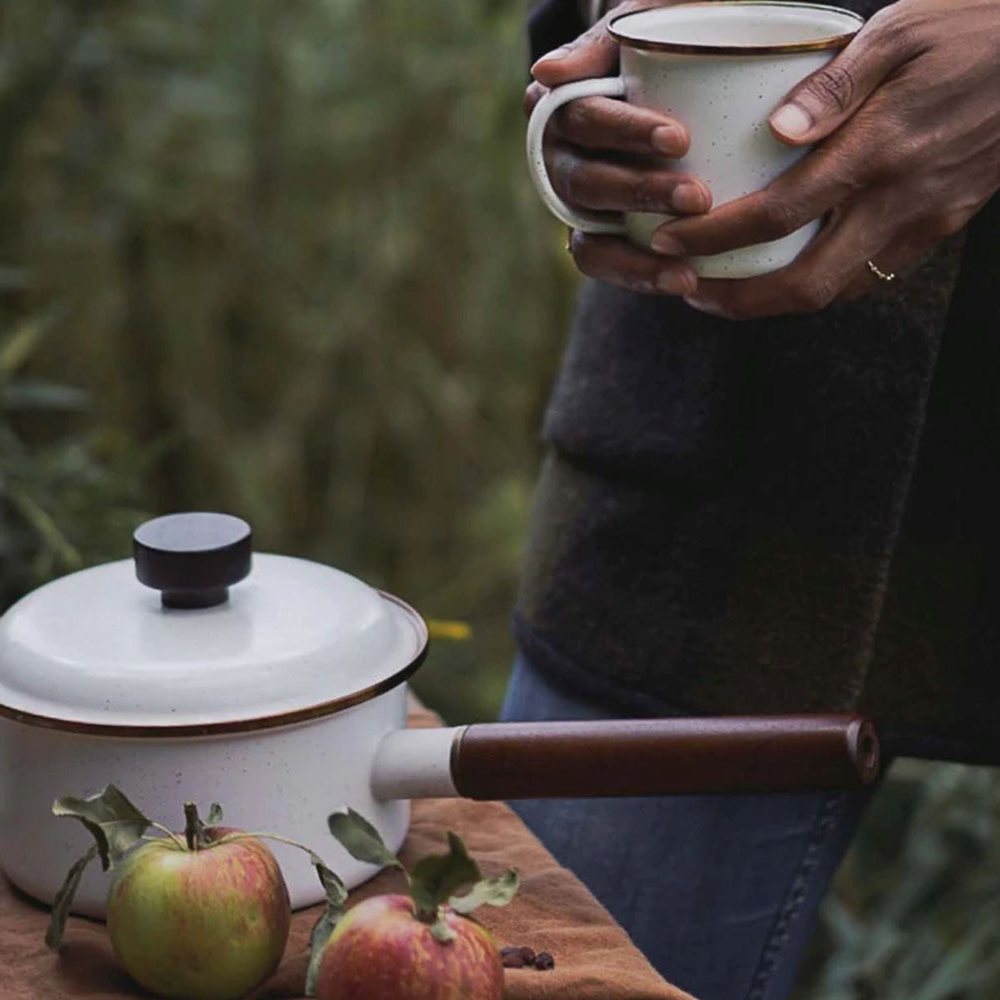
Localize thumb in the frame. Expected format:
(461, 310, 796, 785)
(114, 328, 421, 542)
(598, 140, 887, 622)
(768, 18, 910, 145)
(530, 5, 629, 86)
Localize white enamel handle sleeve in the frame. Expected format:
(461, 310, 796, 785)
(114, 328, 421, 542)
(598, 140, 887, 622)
(526, 76, 629, 235)
(372, 727, 464, 799)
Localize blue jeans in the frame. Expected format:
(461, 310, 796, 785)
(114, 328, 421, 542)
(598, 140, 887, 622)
(500, 656, 877, 1000)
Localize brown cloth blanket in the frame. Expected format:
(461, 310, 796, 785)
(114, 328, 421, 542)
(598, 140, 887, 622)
(0, 702, 692, 1000)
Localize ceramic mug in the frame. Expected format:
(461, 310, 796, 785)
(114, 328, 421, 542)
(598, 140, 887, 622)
(526, 2, 864, 279)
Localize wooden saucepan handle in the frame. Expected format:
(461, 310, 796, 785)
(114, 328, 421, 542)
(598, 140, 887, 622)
(450, 715, 879, 799)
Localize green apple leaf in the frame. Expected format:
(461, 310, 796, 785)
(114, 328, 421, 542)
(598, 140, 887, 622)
(52, 785, 151, 871)
(449, 868, 520, 914)
(430, 908, 457, 944)
(207, 803, 224, 825)
(328, 808, 401, 870)
(304, 861, 348, 997)
(45, 844, 98, 949)
(409, 832, 481, 918)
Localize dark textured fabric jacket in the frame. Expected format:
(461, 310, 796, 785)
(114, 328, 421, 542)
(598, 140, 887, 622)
(514, 0, 1000, 762)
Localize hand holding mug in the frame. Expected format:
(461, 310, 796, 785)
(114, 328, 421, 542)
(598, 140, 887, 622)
(649, 0, 1000, 319)
(528, 0, 1000, 319)
(526, 1, 711, 297)
(528, 2, 863, 286)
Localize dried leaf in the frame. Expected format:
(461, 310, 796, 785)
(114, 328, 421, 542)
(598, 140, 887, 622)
(305, 907, 338, 996)
(449, 868, 519, 914)
(328, 809, 401, 870)
(313, 857, 348, 908)
(409, 832, 480, 917)
(45, 845, 98, 949)
(52, 785, 151, 870)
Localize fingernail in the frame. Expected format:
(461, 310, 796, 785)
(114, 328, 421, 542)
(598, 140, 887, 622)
(533, 46, 571, 68)
(657, 269, 696, 295)
(769, 103, 812, 140)
(651, 125, 682, 155)
(650, 230, 684, 256)
(684, 295, 730, 318)
(671, 182, 707, 214)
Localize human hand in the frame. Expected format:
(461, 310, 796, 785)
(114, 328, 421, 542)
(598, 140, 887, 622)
(655, 0, 1000, 320)
(528, 1, 709, 297)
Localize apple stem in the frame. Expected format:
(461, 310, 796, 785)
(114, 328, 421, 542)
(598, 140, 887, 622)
(148, 823, 188, 851)
(183, 803, 200, 851)
(215, 830, 317, 855)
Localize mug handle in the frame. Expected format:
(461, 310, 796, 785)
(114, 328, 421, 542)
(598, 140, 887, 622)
(526, 76, 629, 235)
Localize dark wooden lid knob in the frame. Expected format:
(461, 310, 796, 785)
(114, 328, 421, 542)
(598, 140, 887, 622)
(134, 512, 252, 609)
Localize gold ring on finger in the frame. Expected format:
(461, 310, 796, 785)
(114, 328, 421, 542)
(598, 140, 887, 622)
(867, 259, 896, 283)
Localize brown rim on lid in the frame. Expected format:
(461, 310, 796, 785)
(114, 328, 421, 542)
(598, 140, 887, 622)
(0, 592, 428, 739)
(609, 2, 863, 56)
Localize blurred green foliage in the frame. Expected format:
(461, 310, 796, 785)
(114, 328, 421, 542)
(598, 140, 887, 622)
(0, 0, 576, 721)
(1, 2, 999, 997)
(0, 301, 147, 608)
(795, 760, 1000, 1000)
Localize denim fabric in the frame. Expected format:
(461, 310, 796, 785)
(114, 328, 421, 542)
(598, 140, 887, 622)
(500, 656, 877, 1000)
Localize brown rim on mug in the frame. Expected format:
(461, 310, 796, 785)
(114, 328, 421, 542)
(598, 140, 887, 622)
(609, 1, 864, 56)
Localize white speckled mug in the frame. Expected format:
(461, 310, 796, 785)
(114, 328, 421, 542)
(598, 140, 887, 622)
(526, 2, 864, 278)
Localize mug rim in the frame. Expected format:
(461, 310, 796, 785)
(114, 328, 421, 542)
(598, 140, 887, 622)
(609, 1, 864, 56)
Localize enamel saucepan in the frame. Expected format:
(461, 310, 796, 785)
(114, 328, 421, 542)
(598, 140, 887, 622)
(0, 514, 879, 917)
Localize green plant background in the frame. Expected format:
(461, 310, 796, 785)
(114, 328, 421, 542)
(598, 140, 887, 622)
(1, 2, 997, 997)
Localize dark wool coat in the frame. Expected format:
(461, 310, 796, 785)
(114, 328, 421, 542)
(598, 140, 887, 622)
(514, 0, 1000, 762)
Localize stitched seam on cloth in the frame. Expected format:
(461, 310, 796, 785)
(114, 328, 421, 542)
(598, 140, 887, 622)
(746, 792, 844, 1000)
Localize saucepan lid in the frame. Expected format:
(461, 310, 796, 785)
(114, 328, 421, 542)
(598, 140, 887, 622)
(0, 513, 427, 736)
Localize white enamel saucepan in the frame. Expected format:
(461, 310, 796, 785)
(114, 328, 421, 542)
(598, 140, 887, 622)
(0, 514, 879, 917)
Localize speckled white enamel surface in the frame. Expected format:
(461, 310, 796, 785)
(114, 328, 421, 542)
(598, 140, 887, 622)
(0, 554, 424, 727)
(619, 37, 845, 278)
(0, 688, 410, 917)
